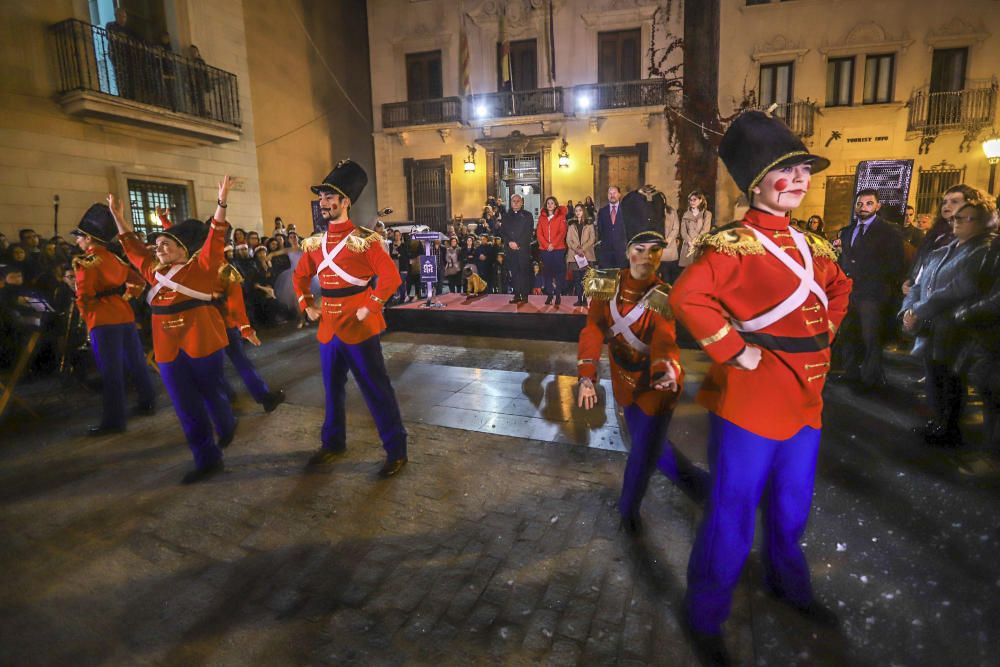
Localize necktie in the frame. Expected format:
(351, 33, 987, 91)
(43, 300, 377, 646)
(850, 222, 867, 247)
(611, 205, 618, 225)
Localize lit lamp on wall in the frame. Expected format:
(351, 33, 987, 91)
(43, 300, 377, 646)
(983, 129, 1000, 195)
(558, 138, 570, 169)
(464, 145, 477, 173)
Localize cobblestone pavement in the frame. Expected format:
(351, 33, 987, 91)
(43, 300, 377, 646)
(1, 329, 998, 666)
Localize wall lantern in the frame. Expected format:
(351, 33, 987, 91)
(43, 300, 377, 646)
(558, 138, 570, 169)
(983, 129, 1000, 195)
(464, 145, 477, 173)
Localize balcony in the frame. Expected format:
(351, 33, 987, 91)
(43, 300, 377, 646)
(907, 80, 997, 133)
(755, 100, 817, 138)
(470, 87, 564, 120)
(50, 19, 241, 143)
(382, 97, 463, 129)
(572, 79, 670, 112)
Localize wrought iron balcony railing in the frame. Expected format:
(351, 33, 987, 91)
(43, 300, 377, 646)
(907, 80, 997, 133)
(755, 100, 817, 138)
(50, 18, 241, 128)
(382, 97, 462, 128)
(573, 79, 671, 112)
(470, 87, 564, 119)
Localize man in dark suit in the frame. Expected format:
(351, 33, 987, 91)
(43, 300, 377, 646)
(596, 186, 629, 269)
(836, 188, 905, 389)
(500, 194, 534, 304)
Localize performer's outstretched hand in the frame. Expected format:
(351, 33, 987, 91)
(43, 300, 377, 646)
(730, 344, 762, 371)
(107, 193, 131, 234)
(305, 305, 321, 321)
(246, 331, 261, 346)
(578, 378, 597, 409)
(652, 364, 678, 392)
(356, 306, 370, 321)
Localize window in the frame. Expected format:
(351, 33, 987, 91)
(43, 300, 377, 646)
(404, 158, 452, 231)
(498, 39, 537, 91)
(406, 50, 443, 101)
(127, 179, 191, 236)
(915, 164, 965, 216)
(746, 0, 771, 5)
(930, 48, 967, 93)
(826, 57, 854, 107)
(863, 54, 894, 104)
(760, 62, 793, 123)
(598, 29, 641, 83)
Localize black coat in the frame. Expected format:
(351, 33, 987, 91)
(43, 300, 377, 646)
(837, 216, 905, 302)
(499, 209, 534, 249)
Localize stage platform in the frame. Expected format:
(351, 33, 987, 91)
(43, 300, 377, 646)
(385, 292, 698, 345)
(385, 293, 587, 341)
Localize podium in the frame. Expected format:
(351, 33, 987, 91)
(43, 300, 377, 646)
(411, 231, 446, 309)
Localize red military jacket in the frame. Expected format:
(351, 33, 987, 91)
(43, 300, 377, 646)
(73, 243, 144, 331)
(120, 219, 230, 363)
(217, 264, 254, 339)
(670, 208, 853, 439)
(578, 269, 684, 416)
(292, 219, 401, 345)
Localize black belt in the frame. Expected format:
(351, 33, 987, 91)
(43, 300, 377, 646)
(742, 331, 829, 353)
(94, 284, 127, 298)
(151, 298, 222, 316)
(610, 342, 649, 372)
(321, 284, 369, 298)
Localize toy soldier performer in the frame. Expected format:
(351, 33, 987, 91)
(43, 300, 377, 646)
(670, 111, 852, 664)
(577, 192, 700, 534)
(71, 204, 156, 436)
(110, 177, 237, 484)
(293, 160, 408, 477)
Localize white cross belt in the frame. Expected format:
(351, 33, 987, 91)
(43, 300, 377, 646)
(146, 264, 214, 304)
(315, 231, 368, 287)
(609, 287, 650, 354)
(733, 226, 828, 333)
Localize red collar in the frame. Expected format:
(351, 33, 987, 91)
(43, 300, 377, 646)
(744, 207, 790, 231)
(326, 219, 353, 234)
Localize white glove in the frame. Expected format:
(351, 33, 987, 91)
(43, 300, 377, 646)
(731, 345, 762, 371)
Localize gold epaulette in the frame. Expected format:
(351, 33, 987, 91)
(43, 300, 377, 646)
(218, 263, 244, 286)
(801, 230, 839, 261)
(691, 227, 766, 258)
(345, 226, 383, 253)
(583, 267, 620, 300)
(300, 234, 324, 253)
(638, 283, 672, 319)
(72, 254, 101, 270)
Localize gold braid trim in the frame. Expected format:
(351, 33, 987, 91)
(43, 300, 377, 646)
(346, 226, 383, 253)
(582, 267, 620, 300)
(802, 231, 839, 261)
(698, 323, 733, 347)
(638, 283, 673, 319)
(72, 254, 102, 270)
(300, 234, 324, 252)
(218, 263, 244, 286)
(690, 228, 766, 258)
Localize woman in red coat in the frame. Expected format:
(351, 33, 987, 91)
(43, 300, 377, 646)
(537, 196, 568, 306)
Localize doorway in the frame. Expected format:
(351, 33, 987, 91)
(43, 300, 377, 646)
(498, 153, 542, 218)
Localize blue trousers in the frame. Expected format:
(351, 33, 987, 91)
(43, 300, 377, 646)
(686, 414, 821, 635)
(320, 335, 407, 459)
(158, 349, 234, 470)
(541, 250, 567, 297)
(224, 327, 270, 403)
(621, 404, 708, 519)
(89, 323, 156, 430)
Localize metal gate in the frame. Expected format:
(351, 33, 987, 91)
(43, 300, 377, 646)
(405, 159, 451, 231)
(853, 160, 914, 224)
(127, 179, 191, 235)
(915, 162, 966, 215)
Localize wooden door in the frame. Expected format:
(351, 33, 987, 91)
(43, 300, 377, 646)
(598, 153, 641, 202)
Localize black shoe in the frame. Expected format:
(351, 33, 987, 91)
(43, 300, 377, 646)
(620, 514, 643, 536)
(87, 425, 126, 437)
(544, 295, 553, 305)
(509, 297, 520, 304)
(181, 460, 224, 485)
(307, 447, 346, 466)
(681, 618, 730, 667)
(378, 456, 407, 478)
(262, 389, 286, 413)
(554, 294, 561, 306)
(574, 299, 587, 307)
(133, 402, 156, 417)
(218, 420, 238, 450)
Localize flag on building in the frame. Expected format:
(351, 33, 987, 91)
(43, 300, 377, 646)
(546, 0, 556, 84)
(498, 1, 511, 90)
(459, 11, 471, 96)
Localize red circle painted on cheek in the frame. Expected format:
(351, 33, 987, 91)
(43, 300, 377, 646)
(774, 178, 789, 191)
